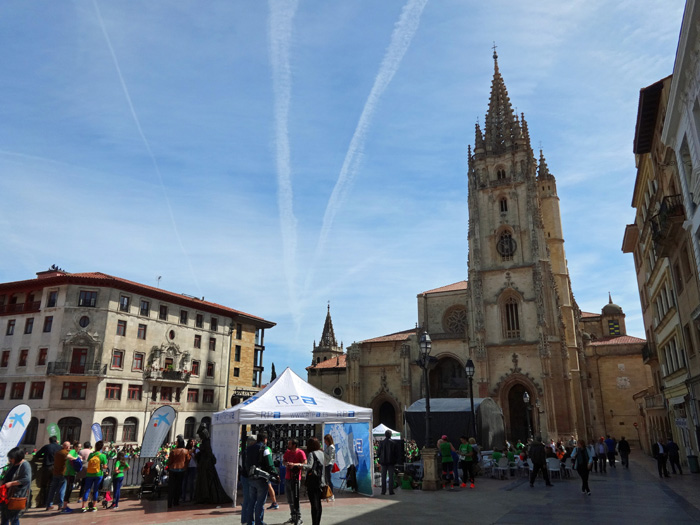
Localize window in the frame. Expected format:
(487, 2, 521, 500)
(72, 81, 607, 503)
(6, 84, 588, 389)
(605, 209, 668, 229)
(211, 317, 218, 331)
(608, 320, 620, 336)
(207, 362, 215, 378)
(196, 314, 204, 328)
(112, 350, 124, 369)
(499, 197, 508, 213)
(133, 352, 144, 371)
(159, 305, 168, 321)
(497, 168, 507, 180)
(61, 382, 86, 400)
(160, 387, 173, 402)
(140, 300, 150, 316)
(203, 389, 214, 403)
(47, 291, 58, 308)
(234, 367, 240, 377)
(18, 349, 28, 367)
(127, 384, 142, 400)
(209, 337, 216, 351)
(180, 310, 188, 324)
(24, 318, 34, 334)
(187, 388, 199, 402)
(105, 383, 122, 400)
(0, 383, 5, 399)
(191, 360, 200, 376)
(503, 297, 520, 339)
(10, 382, 25, 400)
(101, 417, 117, 442)
(37, 348, 47, 366)
(674, 263, 684, 292)
(119, 295, 130, 312)
(184, 416, 196, 439)
(236, 323, 242, 340)
(79, 316, 90, 328)
(684, 323, 695, 356)
(29, 382, 45, 399)
(58, 417, 82, 443)
(122, 417, 138, 442)
(194, 335, 201, 349)
(116, 320, 127, 336)
(43, 316, 53, 333)
(20, 417, 38, 445)
(1, 351, 9, 367)
(6, 320, 15, 335)
(137, 324, 147, 340)
(78, 290, 97, 307)
(234, 345, 241, 362)
(497, 231, 516, 261)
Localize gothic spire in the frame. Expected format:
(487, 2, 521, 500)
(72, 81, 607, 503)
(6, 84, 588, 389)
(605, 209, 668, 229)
(484, 49, 519, 154)
(320, 303, 337, 348)
(537, 149, 554, 179)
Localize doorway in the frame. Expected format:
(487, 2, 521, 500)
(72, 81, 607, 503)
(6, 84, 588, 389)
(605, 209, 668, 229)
(508, 384, 531, 443)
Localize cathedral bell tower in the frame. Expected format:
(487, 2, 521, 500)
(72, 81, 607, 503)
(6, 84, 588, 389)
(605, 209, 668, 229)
(311, 304, 344, 366)
(466, 51, 581, 441)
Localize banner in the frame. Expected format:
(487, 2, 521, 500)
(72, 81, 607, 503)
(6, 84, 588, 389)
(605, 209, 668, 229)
(0, 405, 32, 469)
(47, 422, 60, 442)
(141, 405, 176, 457)
(91, 423, 103, 442)
(324, 421, 372, 495)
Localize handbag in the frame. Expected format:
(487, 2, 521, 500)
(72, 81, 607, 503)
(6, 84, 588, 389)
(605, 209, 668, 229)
(7, 497, 27, 511)
(322, 485, 333, 499)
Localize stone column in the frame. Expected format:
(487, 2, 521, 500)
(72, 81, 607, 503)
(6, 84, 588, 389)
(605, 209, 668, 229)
(421, 447, 440, 491)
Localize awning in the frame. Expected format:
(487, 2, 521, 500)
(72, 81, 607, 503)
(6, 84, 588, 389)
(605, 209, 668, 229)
(669, 396, 686, 405)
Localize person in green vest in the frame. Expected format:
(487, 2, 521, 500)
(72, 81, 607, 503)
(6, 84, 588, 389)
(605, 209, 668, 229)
(108, 451, 129, 509)
(437, 435, 457, 490)
(458, 436, 478, 489)
(62, 441, 81, 513)
(491, 447, 503, 463)
(81, 441, 107, 512)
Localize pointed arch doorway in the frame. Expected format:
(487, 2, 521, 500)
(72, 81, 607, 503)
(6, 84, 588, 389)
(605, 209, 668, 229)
(508, 384, 531, 443)
(378, 402, 396, 430)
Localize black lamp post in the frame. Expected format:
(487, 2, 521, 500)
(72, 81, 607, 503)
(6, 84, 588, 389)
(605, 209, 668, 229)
(523, 391, 533, 441)
(419, 331, 432, 447)
(465, 358, 477, 440)
(535, 399, 543, 434)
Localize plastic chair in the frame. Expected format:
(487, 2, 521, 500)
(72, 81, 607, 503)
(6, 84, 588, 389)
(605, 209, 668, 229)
(494, 457, 510, 479)
(563, 457, 574, 478)
(546, 457, 562, 481)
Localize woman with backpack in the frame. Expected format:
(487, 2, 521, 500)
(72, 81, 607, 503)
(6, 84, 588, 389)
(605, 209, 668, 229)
(572, 439, 593, 496)
(81, 441, 107, 512)
(109, 451, 129, 509)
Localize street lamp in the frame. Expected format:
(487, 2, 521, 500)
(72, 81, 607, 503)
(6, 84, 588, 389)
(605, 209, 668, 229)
(535, 398, 543, 434)
(419, 331, 432, 447)
(465, 358, 477, 440)
(523, 391, 533, 441)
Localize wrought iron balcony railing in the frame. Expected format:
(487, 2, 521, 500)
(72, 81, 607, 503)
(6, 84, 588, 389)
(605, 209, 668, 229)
(47, 361, 107, 376)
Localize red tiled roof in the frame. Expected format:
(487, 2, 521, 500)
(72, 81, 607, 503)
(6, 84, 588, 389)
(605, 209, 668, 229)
(421, 281, 468, 295)
(588, 335, 646, 346)
(361, 328, 415, 344)
(581, 311, 600, 318)
(307, 354, 347, 370)
(0, 271, 275, 327)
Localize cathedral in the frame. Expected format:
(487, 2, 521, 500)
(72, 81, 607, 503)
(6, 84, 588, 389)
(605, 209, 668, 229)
(308, 53, 650, 446)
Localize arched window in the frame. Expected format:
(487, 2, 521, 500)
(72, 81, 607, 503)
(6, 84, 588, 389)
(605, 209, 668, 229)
(58, 417, 82, 443)
(497, 231, 516, 261)
(200, 416, 211, 430)
(122, 417, 138, 442)
(101, 417, 117, 443)
(503, 297, 520, 339)
(499, 197, 508, 213)
(497, 168, 507, 180)
(184, 417, 197, 440)
(20, 417, 39, 446)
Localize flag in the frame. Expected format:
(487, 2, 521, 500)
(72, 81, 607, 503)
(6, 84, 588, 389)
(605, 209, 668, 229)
(46, 422, 60, 442)
(0, 405, 31, 469)
(91, 423, 103, 442)
(140, 406, 176, 457)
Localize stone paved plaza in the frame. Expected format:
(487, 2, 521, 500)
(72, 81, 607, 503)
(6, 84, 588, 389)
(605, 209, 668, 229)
(22, 454, 700, 524)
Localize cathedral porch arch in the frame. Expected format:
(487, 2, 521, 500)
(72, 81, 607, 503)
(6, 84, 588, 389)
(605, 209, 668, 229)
(429, 354, 468, 398)
(370, 393, 399, 432)
(491, 372, 543, 443)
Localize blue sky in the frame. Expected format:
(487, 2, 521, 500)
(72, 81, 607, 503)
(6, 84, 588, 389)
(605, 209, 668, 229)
(0, 0, 686, 381)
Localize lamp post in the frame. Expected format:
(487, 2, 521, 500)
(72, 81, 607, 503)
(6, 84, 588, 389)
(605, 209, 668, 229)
(535, 399, 542, 435)
(465, 358, 477, 440)
(417, 330, 439, 490)
(523, 391, 533, 441)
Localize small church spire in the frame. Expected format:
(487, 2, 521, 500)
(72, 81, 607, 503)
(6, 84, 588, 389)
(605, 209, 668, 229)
(320, 303, 338, 347)
(608, 292, 613, 304)
(537, 149, 554, 180)
(483, 47, 519, 154)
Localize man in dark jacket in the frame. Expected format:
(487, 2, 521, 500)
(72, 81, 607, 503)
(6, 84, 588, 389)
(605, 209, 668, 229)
(245, 432, 277, 525)
(666, 437, 682, 475)
(378, 430, 398, 495)
(652, 438, 670, 478)
(34, 436, 61, 508)
(528, 436, 552, 488)
(617, 436, 631, 469)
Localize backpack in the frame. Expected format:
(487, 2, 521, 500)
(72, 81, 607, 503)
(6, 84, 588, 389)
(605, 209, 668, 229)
(71, 456, 83, 472)
(87, 453, 101, 474)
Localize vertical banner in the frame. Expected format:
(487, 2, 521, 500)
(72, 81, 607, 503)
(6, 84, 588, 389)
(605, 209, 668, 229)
(141, 405, 176, 457)
(324, 422, 372, 496)
(0, 404, 31, 469)
(47, 422, 60, 442)
(91, 423, 103, 442)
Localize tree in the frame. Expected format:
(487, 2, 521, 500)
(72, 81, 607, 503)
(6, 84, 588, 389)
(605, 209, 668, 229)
(270, 363, 277, 382)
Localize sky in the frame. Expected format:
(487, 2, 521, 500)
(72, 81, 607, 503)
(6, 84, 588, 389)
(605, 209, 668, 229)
(0, 0, 687, 381)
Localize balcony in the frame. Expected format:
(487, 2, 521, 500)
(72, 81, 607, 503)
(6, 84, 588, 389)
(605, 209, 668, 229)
(47, 361, 107, 376)
(642, 343, 657, 364)
(0, 301, 41, 316)
(144, 369, 191, 383)
(650, 194, 686, 257)
(645, 393, 666, 409)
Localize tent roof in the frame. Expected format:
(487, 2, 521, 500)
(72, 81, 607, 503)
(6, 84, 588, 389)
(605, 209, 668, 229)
(213, 367, 372, 424)
(372, 423, 400, 435)
(406, 398, 493, 413)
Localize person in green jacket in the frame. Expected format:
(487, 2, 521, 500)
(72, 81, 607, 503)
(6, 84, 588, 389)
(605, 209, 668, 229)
(437, 435, 457, 490)
(81, 441, 107, 512)
(109, 451, 129, 509)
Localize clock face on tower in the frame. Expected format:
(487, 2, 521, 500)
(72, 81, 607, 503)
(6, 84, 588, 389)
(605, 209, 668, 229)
(497, 235, 517, 257)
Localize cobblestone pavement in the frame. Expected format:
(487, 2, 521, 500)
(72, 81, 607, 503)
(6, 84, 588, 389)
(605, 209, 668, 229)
(23, 454, 700, 524)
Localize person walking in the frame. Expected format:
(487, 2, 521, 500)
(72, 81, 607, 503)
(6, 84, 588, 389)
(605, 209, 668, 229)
(182, 439, 198, 502)
(617, 436, 631, 469)
(666, 437, 682, 475)
(61, 441, 81, 513)
(378, 430, 398, 495)
(458, 436, 477, 489)
(282, 438, 306, 525)
(652, 438, 670, 478)
(246, 432, 276, 525)
(595, 438, 607, 474)
(528, 436, 552, 488)
(572, 439, 592, 496)
(604, 435, 617, 468)
(322, 434, 336, 502)
(304, 437, 325, 525)
(166, 435, 190, 508)
(45, 441, 70, 512)
(0, 447, 32, 525)
(109, 451, 129, 509)
(81, 441, 107, 512)
(239, 436, 256, 525)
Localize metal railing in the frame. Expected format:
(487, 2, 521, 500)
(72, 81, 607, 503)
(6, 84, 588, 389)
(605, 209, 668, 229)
(46, 362, 107, 376)
(144, 369, 191, 382)
(0, 301, 41, 315)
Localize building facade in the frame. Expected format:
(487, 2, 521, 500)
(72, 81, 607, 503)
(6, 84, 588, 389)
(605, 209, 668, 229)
(0, 268, 274, 447)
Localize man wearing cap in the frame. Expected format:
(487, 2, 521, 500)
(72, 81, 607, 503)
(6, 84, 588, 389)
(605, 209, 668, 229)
(378, 429, 398, 495)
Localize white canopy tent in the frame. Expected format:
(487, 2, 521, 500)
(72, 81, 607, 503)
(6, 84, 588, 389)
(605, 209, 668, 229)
(211, 368, 373, 504)
(372, 423, 401, 439)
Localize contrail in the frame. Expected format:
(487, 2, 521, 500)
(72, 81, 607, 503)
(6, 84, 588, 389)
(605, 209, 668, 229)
(268, 0, 301, 323)
(305, 0, 428, 292)
(93, 0, 202, 295)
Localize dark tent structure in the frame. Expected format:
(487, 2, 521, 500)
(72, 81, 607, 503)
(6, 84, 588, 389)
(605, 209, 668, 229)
(405, 398, 505, 450)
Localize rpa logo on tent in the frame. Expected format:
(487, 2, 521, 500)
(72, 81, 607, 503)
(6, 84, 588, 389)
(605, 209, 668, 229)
(354, 439, 363, 453)
(261, 411, 281, 419)
(275, 395, 317, 405)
